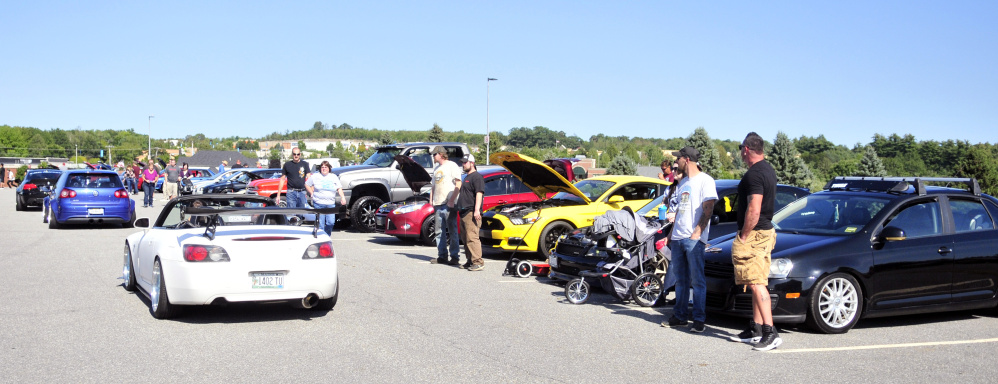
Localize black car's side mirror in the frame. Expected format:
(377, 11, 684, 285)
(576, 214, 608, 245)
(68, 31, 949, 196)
(879, 226, 907, 242)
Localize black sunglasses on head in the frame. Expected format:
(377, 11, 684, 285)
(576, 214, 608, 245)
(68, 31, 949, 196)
(738, 144, 746, 150)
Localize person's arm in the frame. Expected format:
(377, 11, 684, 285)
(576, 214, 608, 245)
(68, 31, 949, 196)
(277, 175, 286, 204)
(691, 199, 716, 241)
(305, 178, 315, 196)
(474, 191, 483, 221)
(739, 194, 763, 242)
(448, 177, 461, 207)
(337, 187, 346, 206)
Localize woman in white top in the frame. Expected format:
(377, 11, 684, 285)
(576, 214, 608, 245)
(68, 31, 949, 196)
(305, 161, 346, 235)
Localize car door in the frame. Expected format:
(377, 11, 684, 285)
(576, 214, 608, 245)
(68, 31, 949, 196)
(946, 196, 998, 303)
(597, 182, 659, 219)
(481, 174, 509, 210)
(869, 198, 953, 309)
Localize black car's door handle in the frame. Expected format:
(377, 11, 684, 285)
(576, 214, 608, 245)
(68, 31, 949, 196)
(938, 247, 952, 255)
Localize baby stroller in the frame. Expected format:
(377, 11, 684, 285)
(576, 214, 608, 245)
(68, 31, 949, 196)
(564, 207, 666, 307)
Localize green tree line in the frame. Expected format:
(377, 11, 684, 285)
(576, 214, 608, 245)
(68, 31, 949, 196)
(3, 123, 996, 195)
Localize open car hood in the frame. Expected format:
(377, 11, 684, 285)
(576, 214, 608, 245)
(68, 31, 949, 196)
(394, 155, 432, 194)
(489, 152, 590, 203)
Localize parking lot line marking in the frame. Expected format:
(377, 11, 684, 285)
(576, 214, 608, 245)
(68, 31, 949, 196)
(498, 280, 536, 283)
(768, 337, 998, 354)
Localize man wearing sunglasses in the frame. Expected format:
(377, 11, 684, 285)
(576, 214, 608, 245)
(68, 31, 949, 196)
(276, 148, 311, 209)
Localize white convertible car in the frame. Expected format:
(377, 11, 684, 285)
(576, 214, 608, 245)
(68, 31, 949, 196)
(122, 194, 339, 319)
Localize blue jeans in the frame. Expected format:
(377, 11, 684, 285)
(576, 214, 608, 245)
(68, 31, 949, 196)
(434, 204, 460, 260)
(125, 177, 137, 193)
(671, 238, 707, 323)
(313, 203, 336, 236)
(142, 181, 155, 207)
(286, 189, 308, 208)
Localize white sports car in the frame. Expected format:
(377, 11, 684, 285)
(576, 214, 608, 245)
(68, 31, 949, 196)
(121, 194, 339, 319)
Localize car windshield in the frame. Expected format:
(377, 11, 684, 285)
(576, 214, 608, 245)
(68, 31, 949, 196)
(363, 148, 402, 167)
(636, 194, 668, 216)
(159, 197, 276, 228)
(773, 194, 891, 235)
(549, 179, 615, 202)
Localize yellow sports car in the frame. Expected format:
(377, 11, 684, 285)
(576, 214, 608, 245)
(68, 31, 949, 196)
(480, 152, 672, 257)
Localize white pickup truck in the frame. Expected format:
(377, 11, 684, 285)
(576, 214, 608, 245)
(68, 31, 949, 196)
(332, 142, 470, 232)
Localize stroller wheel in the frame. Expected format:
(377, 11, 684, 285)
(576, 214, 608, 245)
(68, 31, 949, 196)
(515, 260, 533, 278)
(631, 273, 663, 307)
(565, 278, 590, 304)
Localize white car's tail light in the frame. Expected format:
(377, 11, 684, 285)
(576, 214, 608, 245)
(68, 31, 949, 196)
(302, 242, 334, 259)
(183, 245, 230, 262)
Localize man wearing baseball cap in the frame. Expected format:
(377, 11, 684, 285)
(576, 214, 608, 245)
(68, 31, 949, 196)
(662, 146, 717, 334)
(455, 154, 486, 271)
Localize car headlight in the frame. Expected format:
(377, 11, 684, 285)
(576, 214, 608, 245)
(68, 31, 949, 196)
(393, 204, 423, 215)
(510, 216, 539, 225)
(769, 258, 793, 279)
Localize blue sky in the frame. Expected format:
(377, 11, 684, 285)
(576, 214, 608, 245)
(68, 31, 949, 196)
(2, 1, 995, 147)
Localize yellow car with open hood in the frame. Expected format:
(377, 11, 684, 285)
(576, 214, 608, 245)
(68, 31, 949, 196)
(480, 152, 671, 257)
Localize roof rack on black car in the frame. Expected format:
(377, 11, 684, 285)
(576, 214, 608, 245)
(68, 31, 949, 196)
(824, 176, 981, 196)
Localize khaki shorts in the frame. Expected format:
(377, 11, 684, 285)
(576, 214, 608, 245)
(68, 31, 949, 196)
(164, 181, 178, 197)
(732, 228, 777, 286)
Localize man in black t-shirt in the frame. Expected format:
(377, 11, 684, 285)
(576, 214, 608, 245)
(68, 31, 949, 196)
(277, 148, 311, 208)
(730, 132, 782, 351)
(455, 154, 485, 271)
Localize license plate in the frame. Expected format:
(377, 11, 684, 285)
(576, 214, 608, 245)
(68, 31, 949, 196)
(88, 208, 104, 215)
(252, 273, 285, 289)
(549, 255, 558, 268)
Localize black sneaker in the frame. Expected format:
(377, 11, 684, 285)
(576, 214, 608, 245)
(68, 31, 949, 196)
(752, 325, 783, 351)
(448, 259, 461, 266)
(729, 321, 762, 344)
(468, 264, 484, 271)
(430, 258, 448, 264)
(661, 316, 688, 327)
(461, 262, 473, 269)
(689, 321, 706, 333)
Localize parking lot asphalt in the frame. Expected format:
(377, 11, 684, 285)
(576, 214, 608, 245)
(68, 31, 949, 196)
(2, 188, 998, 383)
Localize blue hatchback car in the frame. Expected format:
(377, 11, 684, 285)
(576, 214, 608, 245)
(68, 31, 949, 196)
(45, 169, 136, 228)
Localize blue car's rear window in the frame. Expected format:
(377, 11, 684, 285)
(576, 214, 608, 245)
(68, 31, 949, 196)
(67, 173, 123, 189)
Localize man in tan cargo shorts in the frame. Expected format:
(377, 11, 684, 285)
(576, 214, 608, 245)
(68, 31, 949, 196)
(729, 132, 781, 351)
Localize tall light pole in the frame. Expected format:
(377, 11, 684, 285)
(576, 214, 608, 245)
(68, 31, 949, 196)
(148, 115, 154, 164)
(486, 78, 497, 165)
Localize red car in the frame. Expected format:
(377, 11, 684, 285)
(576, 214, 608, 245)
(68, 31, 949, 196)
(375, 156, 576, 245)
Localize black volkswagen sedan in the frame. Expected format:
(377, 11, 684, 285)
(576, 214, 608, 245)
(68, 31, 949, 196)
(15, 169, 62, 210)
(704, 177, 998, 334)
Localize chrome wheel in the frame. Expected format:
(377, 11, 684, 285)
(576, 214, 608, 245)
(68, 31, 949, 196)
(565, 279, 590, 304)
(630, 273, 662, 307)
(817, 277, 859, 329)
(151, 261, 162, 312)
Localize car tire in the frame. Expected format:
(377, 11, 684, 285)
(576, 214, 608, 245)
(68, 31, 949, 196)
(314, 277, 339, 311)
(805, 273, 863, 334)
(15, 196, 24, 211)
(631, 273, 663, 307)
(151, 259, 179, 319)
(122, 244, 136, 292)
(350, 195, 384, 233)
(123, 210, 136, 228)
(538, 221, 574, 258)
(48, 209, 60, 229)
(565, 278, 590, 304)
(420, 216, 437, 246)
